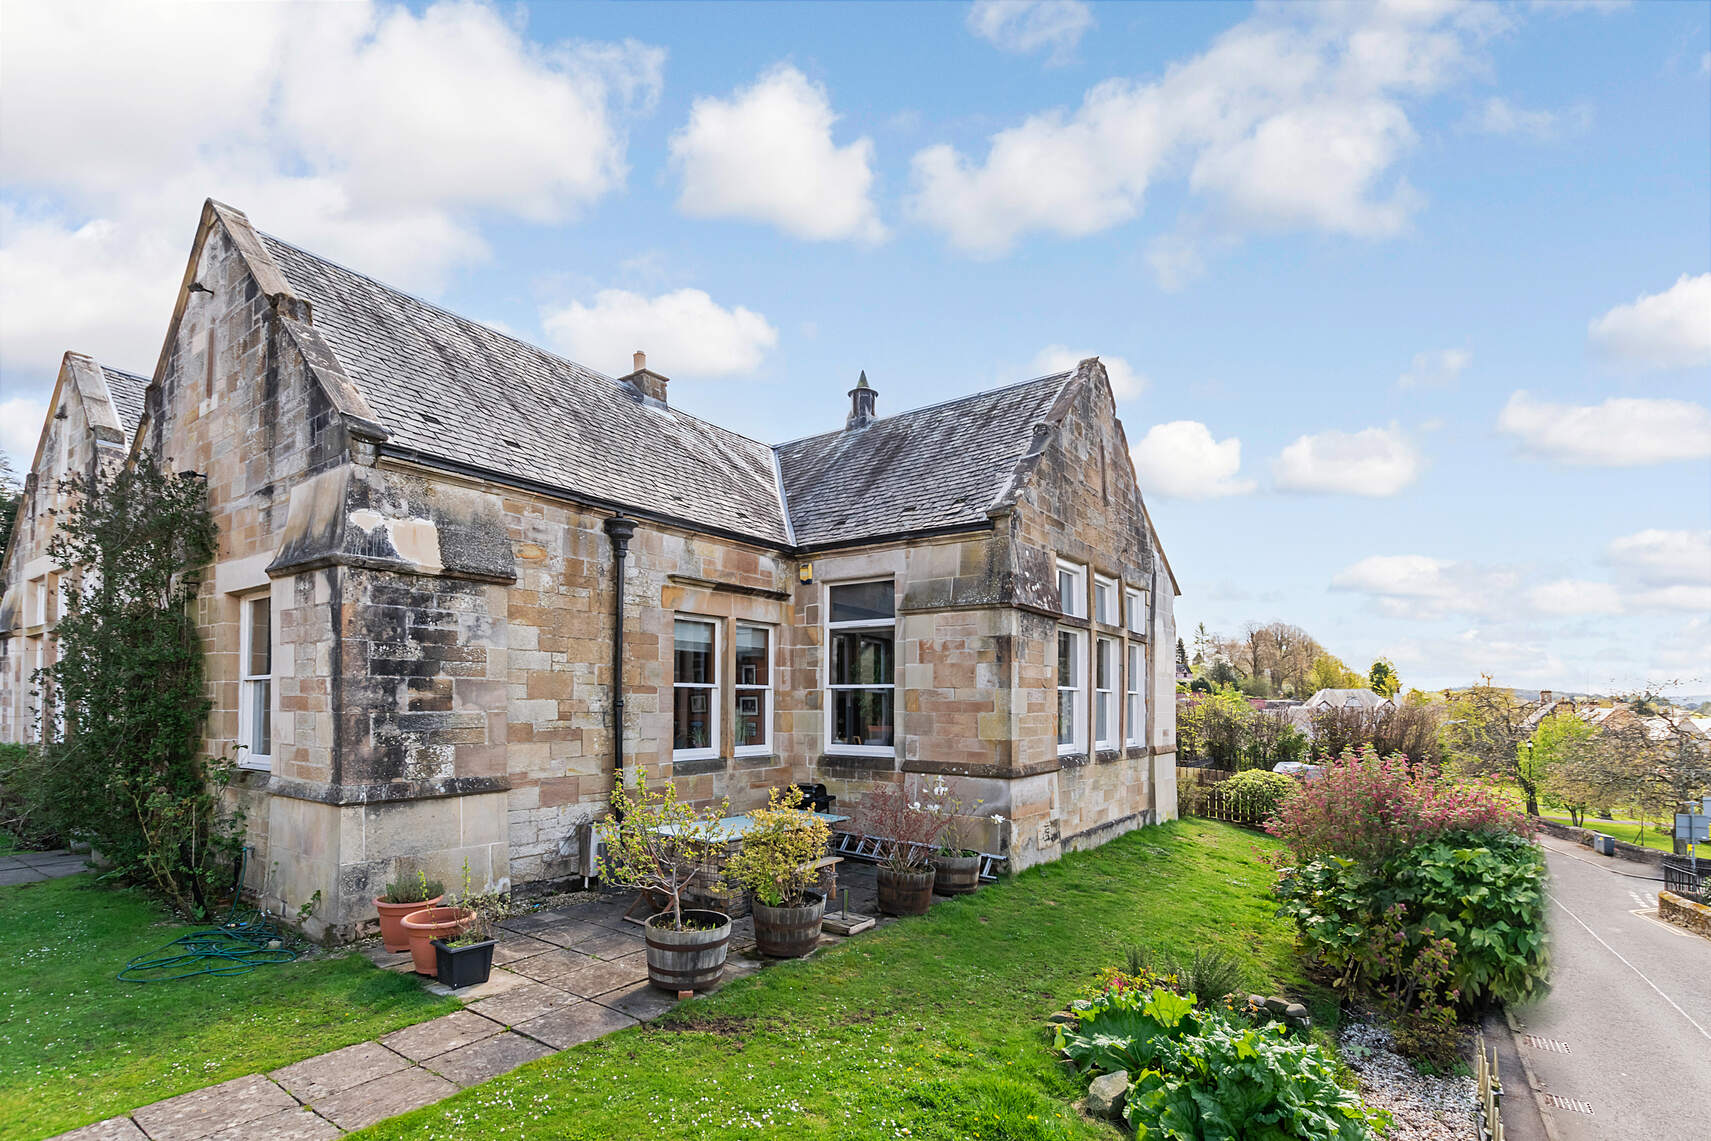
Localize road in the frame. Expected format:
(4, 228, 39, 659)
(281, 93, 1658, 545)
(1507, 835, 1711, 1140)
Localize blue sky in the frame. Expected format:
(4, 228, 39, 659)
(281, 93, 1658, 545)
(2, 0, 1707, 693)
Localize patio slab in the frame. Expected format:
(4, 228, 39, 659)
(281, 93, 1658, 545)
(422, 965, 531, 1001)
(46, 1117, 149, 1141)
(489, 933, 555, 965)
(130, 1074, 298, 1141)
(591, 980, 679, 1022)
(311, 1068, 458, 1133)
(552, 952, 650, 998)
(525, 919, 610, 948)
(513, 1001, 638, 1049)
(269, 1041, 408, 1102)
(505, 946, 597, 984)
(467, 980, 583, 1026)
(379, 1010, 503, 1062)
(0, 864, 48, 885)
(421, 1032, 554, 1086)
(566, 927, 645, 959)
(200, 1106, 339, 1141)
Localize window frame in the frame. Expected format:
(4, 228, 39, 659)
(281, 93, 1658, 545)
(1126, 642, 1145, 747)
(1056, 560, 1088, 619)
(733, 621, 773, 757)
(824, 578, 897, 758)
(1056, 626, 1087, 756)
(237, 591, 273, 771)
(1093, 574, 1118, 626)
(1094, 635, 1117, 749)
(672, 616, 721, 762)
(1125, 586, 1147, 635)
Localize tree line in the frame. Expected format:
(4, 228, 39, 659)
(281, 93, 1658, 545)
(1178, 619, 1401, 700)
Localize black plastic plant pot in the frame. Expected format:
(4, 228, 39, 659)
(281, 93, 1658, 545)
(432, 937, 497, 989)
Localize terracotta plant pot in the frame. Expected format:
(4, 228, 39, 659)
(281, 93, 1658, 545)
(752, 892, 825, 958)
(876, 866, 936, 916)
(643, 909, 731, 992)
(374, 895, 443, 952)
(930, 852, 981, 895)
(401, 906, 473, 974)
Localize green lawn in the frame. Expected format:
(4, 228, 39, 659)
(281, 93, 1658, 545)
(357, 820, 1312, 1141)
(1538, 811, 1680, 852)
(1, 874, 459, 1139)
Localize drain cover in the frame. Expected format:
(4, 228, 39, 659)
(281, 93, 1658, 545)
(1544, 1093, 1594, 1114)
(1524, 1034, 1571, 1053)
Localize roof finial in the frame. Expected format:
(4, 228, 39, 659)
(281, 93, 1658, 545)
(846, 370, 878, 429)
(856, 370, 870, 390)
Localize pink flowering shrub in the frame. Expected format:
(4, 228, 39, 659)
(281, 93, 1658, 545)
(1267, 746, 1526, 867)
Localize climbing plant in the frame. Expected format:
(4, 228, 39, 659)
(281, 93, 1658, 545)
(37, 454, 243, 917)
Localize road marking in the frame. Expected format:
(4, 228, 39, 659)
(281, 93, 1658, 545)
(1629, 908, 1695, 937)
(1549, 891, 1711, 1043)
(1523, 1034, 1571, 1053)
(1628, 889, 1652, 910)
(1544, 1093, 1594, 1115)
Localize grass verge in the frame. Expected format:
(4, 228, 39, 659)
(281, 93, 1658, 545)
(357, 819, 1310, 1141)
(1, 873, 459, 1139)
(1538, 812, 1679, 852)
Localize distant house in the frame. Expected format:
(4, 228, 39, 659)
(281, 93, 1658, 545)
(1288, 688, 1394, 736)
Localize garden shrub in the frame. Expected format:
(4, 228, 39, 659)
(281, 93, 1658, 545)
(1273, 831, 1548, 1009)
(1220, 769, 1296, 825)
(1124, 946, 1251, 1002)
(0, 742, 65, 850)
(1267, 748, 1526, 867)
(1057, 984, 1387, 1140)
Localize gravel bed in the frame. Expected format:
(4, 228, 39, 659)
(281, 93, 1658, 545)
(1339, 1020, 1477, 1141)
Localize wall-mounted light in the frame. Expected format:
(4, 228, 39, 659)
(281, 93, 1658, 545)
(798, 562, 813, 584)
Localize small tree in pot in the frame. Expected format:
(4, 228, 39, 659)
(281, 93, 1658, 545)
(859, 786, 947, 916)
(433, 887, 510, 989)
(922, 779, 999, 895)
(597, 781, 733, 992)
(724, 787, 832, 957)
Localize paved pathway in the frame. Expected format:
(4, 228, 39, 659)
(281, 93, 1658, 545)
(0, 848, 89, 885)
(1506, 835, 1711, 1141)
(48, 876, 890, 1141)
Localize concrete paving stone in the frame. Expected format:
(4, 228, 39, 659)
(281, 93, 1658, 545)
(0, 866, 47, 885)
(467, 980, 583, 1026)
(421, 1031, 555, 1086)
(311, 1068, 458, 1133)
(423, 966, 530, 1001)
(269, 1040, 408, 1102)
(130, 1074, 299, 1141)
(553, 952, 651, 998)
(489, 933, 555, 966)
(566, 928, 645, 959)
(200, 1106, 340, 1141)
(45, 1116, 148, 1141)
(513, 1001, 639, 1050)
(592, 980, 679, 1022)
(495, 911, 569, 935)
(17, 854, 87, 873)
(358, 944, 414, 971)
(505, 946, 597, 983)
(525, 920, 610, 948)
(379, 1010, 503, 1062)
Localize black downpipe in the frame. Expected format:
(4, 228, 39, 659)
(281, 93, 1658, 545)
(602, 513, 637, 820)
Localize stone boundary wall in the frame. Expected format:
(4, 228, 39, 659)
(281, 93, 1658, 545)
(1531, 817, 1665, 867)
(1659, 891, 1711, 938)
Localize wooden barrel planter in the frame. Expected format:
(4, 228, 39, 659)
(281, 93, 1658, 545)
(876, 866, 936, 916)
(930, 852, 981, 895)
(644, 909, 731, 992)
(374, 895, 442, 952)
(400, 906, 473, 975)
(752, 892, 825, 958)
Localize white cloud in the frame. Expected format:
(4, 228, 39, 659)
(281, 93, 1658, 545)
(1527, 579, 1624, 616)
(1272, 425, 1421, 496)
(967, 1, 1093, 63)
(1397, 347, 1471, 390)
(541, 288, 779, 379)
(1606, 529, 1711, 587)
(1496, 391, 1711, 466)
(911, 3, 1494, 257)
(1587, 273, 1711, 370)
(1, 396, 49, 475)
(669, 65, 884, 243)
(1032, 346, 1145, 400)
(1129, 421, 1255, 499)
(0, 0, 658, 407)
(1469, 97, 1587, 140)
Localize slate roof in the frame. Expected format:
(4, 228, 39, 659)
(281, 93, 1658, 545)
(260, 234, 790, 544)
(773, 373, 1072, 547)
(102, 367, 149, 436)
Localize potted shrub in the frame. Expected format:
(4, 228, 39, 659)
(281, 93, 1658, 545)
(723, 787, 833, 957)
(401, 903, 474, 975)
(859, 786, 946, 916)
(597, 781, 734, 992)
(923, 779, 1000, 895)
(433, 888, 509, 989)
(374, 871, 444, 952)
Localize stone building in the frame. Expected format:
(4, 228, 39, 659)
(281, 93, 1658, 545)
(0, 199, 1178, 939)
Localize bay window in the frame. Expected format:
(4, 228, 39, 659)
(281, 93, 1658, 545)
(1095, 636, 1115, 749)
(734, 623, 772, 755)
(1126, 643, 1144, 746)
(827, 580, 895, 752)
(673, 618, 718, 759)
(238, 593, 273, 769)
(1056, 627, 1086, 754)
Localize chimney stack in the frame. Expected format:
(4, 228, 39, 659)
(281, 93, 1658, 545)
(1540, 689, 1553, 706)
(619, 349, 669, 406)
(846, 370, 877, 429)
